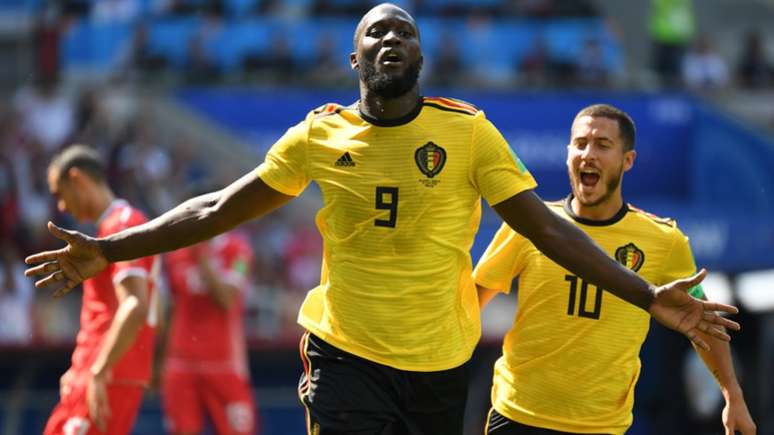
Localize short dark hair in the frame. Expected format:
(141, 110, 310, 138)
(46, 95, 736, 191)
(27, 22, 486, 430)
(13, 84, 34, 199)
(49, 144, 106, 184)
(573, 104, 636, 151)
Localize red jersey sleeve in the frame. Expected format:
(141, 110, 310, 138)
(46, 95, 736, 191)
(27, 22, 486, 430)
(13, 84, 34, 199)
(101, 208, 156, 286)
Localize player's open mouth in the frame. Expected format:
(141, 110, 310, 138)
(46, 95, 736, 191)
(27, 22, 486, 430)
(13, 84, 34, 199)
(580, 169, 600, 186)
(380, 51, 403, 65)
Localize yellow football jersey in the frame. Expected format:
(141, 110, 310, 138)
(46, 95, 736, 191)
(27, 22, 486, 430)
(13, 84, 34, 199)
(257, 97, 537, 371)
(474, 196, 698, 434)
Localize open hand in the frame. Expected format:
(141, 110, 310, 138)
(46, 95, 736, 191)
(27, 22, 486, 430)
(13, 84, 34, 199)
(649, 269, 740, 351)
(24, 222, 108, 297)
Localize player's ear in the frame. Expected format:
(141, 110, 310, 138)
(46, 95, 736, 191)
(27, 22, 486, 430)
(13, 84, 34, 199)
(623, 150, 636, 172)
(68, 167, 91, 188)
(350, 52, 359, 70)
(66, 166, 82, 184)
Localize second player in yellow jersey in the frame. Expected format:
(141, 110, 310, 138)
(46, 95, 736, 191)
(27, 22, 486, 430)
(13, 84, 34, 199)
(475, 104, 754, 435)
(476, 196, 698, 434)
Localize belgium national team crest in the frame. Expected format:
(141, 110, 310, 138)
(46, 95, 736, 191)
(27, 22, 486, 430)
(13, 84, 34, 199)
(615, 243, 645, 272)
(415, 142, 446, 178)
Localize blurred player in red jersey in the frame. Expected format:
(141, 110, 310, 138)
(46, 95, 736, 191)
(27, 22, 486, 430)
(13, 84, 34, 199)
(43, 145, 159, 435)
(161, 226, 258, 435)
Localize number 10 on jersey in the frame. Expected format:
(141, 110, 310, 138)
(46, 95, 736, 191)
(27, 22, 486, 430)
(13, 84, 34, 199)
(565, 275, 603, 320)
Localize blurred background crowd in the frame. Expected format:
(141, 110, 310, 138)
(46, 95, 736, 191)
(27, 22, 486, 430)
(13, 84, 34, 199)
(0, 0, 773, 434)
(0, 80, 321, 347)
(10, 0, 774, 90)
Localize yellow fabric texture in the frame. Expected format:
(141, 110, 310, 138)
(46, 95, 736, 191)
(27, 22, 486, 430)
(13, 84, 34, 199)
(257, 98, 537, 371)
(474, 200, 696, 434)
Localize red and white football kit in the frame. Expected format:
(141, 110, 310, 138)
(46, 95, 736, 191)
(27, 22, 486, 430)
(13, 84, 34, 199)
(162, 231, 257, 435)
(45, 199, 159, 435)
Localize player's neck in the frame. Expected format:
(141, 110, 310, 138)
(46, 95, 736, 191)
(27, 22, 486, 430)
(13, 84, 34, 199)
(90, 186, 116, 223)
(571, 194, 624, 222)
(358, 85, 421, 121)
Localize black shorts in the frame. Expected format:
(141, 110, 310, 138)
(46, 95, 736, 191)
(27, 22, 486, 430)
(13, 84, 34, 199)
(485, 408, 611, 435)
(298, 332, 469, 435)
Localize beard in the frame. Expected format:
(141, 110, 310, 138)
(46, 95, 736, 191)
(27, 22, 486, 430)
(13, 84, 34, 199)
(359, 59, 421, 99)
(568, 162, 624, 208)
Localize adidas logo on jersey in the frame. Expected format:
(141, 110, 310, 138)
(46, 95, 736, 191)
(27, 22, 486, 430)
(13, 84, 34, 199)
(335, 152, 356, 167)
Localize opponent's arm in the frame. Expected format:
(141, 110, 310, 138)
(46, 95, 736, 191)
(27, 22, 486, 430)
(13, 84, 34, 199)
(493, 189, 654, 309)
(196, 246, 239, 310)
(90, 275, 150, 379)
(87, 275, 150, 431)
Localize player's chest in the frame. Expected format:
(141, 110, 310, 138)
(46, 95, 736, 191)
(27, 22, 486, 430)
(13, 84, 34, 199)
(521, 236, 664, 320)
(306, 132, 472, 196)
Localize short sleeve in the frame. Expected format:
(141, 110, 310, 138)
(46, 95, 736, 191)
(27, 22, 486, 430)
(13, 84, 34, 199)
(108, 212, 154, 287)
(256, 120, 311, 196)
(111, 259, 151, 287)
(473, 223, 531, 294)
(660, 229, 701, 295)
(470, 112, 537, 206)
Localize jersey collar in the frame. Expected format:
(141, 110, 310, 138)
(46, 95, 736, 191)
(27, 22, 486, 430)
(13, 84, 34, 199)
(562, 194, 629, 227)
(96, 199, 129, 227)
(356, 97, 423, 127)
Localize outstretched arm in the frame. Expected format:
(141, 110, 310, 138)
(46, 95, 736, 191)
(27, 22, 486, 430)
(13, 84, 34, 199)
(493, 190, 740, 350)
(25, 173, 293, 296)
(101, 172, 293, 261)
(494, 190, 654, 309)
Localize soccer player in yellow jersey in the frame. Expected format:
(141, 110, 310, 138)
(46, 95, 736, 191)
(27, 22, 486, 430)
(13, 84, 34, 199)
(475, 104, 756, 435)
(26, 4, 739, 434)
